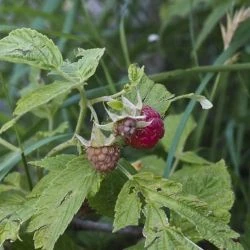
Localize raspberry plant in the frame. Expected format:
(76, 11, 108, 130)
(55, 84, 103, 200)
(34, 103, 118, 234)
(0, 28, 244, 249)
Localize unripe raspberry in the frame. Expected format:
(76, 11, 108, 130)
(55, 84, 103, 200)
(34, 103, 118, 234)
(124, 105, 165, 149)
(86, 145, 120, 172)
(114, 118, 137, 137)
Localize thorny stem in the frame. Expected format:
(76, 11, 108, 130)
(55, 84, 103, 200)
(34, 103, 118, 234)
(0, 137, 19, 152)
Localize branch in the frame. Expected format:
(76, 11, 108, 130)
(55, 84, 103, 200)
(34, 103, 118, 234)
(72, 218, 143, 237)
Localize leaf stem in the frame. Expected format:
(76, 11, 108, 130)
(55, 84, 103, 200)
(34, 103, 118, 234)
(89, 89, 126, 105)
(47, 139, 75, 157)
(168, 157, 180, 177)
(0, 137, 19, 152)
(118, 163, 133, 180)
(75, 86, 87, 135)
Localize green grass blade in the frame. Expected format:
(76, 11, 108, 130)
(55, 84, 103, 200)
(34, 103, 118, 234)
(164, 21, 250, 177)
(0, 133, 72, 182)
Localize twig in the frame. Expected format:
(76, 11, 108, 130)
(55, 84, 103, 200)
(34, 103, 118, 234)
(72, 218, 142, 237)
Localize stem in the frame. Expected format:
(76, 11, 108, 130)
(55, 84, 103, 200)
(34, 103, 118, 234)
(194, 73, 221, 148)
(118, 163, 133, 180)
(119, 17, 130, 68)
(188, 0, 200, 68)
(0, 137, 19, 152)
(100, 60, 116, 93)
(48, 114, 54, 131)
(21, 152, 33, 190)
(169, 93, 195, 103)
(89, 89, 126, 105)
(47, 139, 75, 157)
(150, 63, 250, 82)
(87, 102, 99, 124)
(169, 157, 180, 177)
(2, 79, 33, 190)
(75, 86, 87, 134)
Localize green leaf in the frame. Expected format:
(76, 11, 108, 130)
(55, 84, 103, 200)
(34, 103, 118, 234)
(0, 190, 26, 245)
(107, 100, 123, 111)
(0, 28, 63, 70)
(140, 155, 165, 176)
(35, 122, 69, 139)
(29, 154, 76, 171)
(0, 116, 20, 134)
(170, 160, 235, 241)
(113, 180, 142, 232)
(128, 64, 144, 84)
(13, 81, 74, 116)
(23, 156, 101, 250)
(178, 151, 211, 165)
(59, 48, 105, 82)
(162, 114, 196, 154)
(26, 156, 102, 250)
(88, 168, 127, 217)
(143, 203, 200, 250)
(126, 71, 173, 116)
(0, 172, 29, 192)
(148, 188, 240, 249)
(125, 171, 242, 250)
(125, 240, 145, 250)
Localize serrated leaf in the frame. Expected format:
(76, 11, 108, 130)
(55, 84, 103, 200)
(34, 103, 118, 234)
(170, 160, 235, 242)
(0, 190, 26, 245)
(0, 28, 63, 70)
(14, 81, 75, 116)
(88, 168, 127, 217)
(29, 154, 75, 171)
(148, 188, 240, 249)
(125, 72, 173, 116)
(143, 203, 200, 250)
(162, 113, 196, 154)
(26, 156, 102, 250)
(128, 64, 144, 84)
(128, 171, 242, 250)
(143, 203, 168, 247)
(178, 151, 211, 165)
(59, 48, 104, 82)
(35, 122, 69, 139)
(31, 92, 68, 119)
(113, 180, 142, 232)
(0, 155, 102, 249)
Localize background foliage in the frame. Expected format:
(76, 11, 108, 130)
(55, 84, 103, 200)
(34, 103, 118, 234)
(0, 0, 250, 249)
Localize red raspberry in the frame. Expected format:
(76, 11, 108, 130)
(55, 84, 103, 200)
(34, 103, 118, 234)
(124, 105, 165, 149)
(86, 145, 120, 172)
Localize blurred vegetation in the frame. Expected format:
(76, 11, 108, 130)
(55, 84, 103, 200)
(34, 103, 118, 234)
(0, 0, 250, 249)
